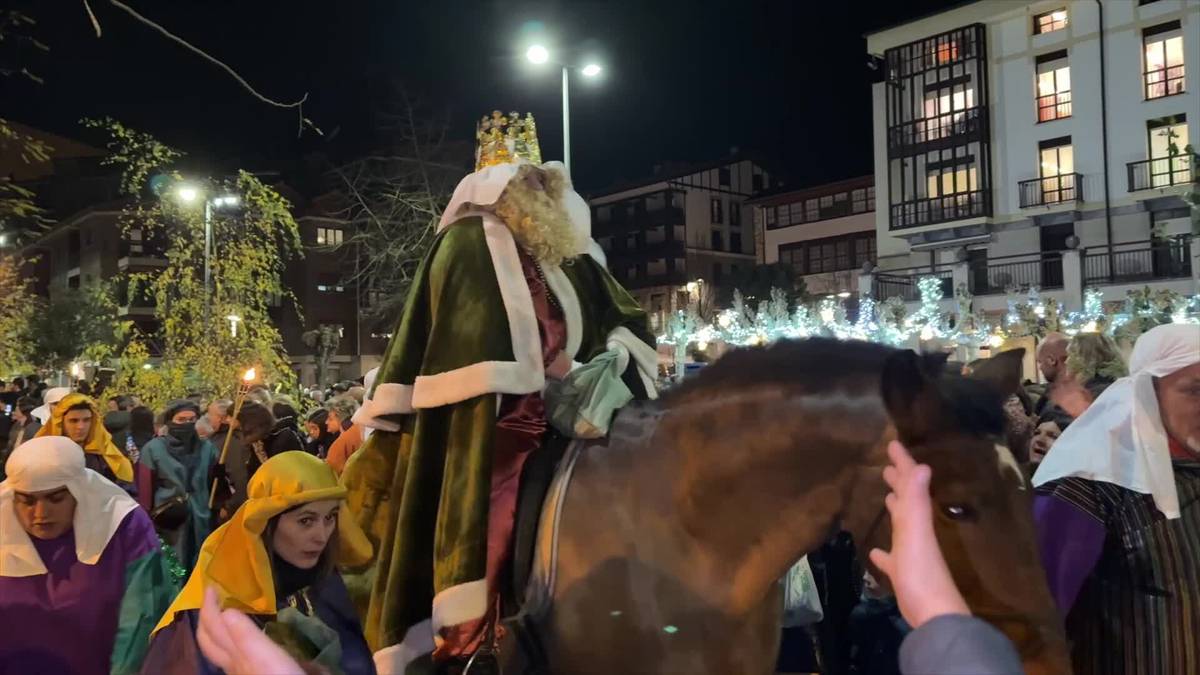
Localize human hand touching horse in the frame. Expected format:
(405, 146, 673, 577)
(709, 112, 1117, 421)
(869, 440, 971, 629)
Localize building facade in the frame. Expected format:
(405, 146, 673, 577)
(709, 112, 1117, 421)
(749, 175, 876, 297)
(867, 0, 1199, 313)
(589, 158, 770, 330)
(11, 130, 385, 385)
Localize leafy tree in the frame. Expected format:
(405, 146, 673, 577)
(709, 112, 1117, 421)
(0, 253, 37, 373)
(86, 118, 303, 410)
(20, 281, 124, 372)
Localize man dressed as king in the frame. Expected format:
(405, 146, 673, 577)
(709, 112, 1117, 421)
(342, 111, 659, 673)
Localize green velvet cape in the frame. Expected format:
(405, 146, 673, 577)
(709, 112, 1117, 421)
(341, 214, 657, 670)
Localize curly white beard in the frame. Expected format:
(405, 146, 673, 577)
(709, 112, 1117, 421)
(492, 165, 586, 267)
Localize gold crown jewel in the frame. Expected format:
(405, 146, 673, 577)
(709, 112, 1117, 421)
(475, 110, 542, 171)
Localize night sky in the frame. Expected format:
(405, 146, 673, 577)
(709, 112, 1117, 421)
(4, 0, 956, 193)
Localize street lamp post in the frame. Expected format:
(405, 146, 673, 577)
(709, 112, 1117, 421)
(175, 185, 238, 324)
(525, 45, 602, 175)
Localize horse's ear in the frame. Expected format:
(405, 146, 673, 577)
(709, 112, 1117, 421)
(968, 348, 1026, 398)
(881, 349, 945, 443)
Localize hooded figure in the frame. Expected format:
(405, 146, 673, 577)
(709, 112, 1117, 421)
(36, 393, 134, 485)
(143, 451, 375, 675)
(1034, 324, 1200, 675)
(0, 437, 175, 675)
(138, 399, 219, 574)
(30, 386, 70, 425)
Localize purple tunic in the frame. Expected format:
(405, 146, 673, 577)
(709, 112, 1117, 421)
(0, 509, 159, 675)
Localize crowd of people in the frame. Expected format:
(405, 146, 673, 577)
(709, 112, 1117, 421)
(0, 108, 1197, 675)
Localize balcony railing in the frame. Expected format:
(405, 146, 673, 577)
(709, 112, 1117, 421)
(1145, 64, 1185, 100)
(890, 190, 989, 230)
(968, 253, 1064, 295)
(1018, 173, 1082, 208)
(1083, 237, 1193, 285)
(872, 267, 953, 302)
(1127, 154, 1196, 192)
(1036, 90, 1071, 122)
(887, 108, 984, 151)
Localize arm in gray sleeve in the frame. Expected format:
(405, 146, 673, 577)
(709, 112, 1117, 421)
(900, 614, 1022, 675)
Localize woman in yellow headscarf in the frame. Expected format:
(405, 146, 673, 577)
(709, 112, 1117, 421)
(36, 393, 134, 484)
(142, 451, 375, 675)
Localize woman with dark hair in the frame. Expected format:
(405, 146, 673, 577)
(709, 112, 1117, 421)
(304, 409, 338, 459)
(142, 451, 375, 675)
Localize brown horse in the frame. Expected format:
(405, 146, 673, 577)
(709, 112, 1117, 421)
(503, 338, 1069, 674)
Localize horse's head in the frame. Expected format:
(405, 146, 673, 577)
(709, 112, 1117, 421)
(879, 348, 1069, 675)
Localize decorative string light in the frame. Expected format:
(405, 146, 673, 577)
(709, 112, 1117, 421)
(658, 278, 1200, 354)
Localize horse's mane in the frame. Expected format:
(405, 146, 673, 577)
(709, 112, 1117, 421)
(667, 338, 1007, 437)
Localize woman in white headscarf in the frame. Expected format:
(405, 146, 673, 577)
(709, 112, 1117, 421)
(1032, 323, 1200, 675)
(0, 436, 176, 675)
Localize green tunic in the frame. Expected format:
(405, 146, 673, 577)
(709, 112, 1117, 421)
(341, 214, 656, 667)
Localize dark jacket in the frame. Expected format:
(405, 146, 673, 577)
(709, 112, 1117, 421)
(1, 418, 41, 480)
(245, 422, 307, 479)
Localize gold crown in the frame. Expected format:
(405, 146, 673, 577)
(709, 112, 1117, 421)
(475, 110, 542, 171)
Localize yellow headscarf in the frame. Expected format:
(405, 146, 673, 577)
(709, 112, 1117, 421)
(35, 393, 134, 483)
(154, 451, 372, 634)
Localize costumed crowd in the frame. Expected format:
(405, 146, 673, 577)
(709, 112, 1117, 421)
(1, 111, 1197, 675)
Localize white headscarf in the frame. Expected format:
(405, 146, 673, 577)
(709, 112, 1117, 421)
(0, 436, 140, 577)
(437, 159, 592, 257)
(1033, 324, 1200, 519)
(31, 386, 70, 425)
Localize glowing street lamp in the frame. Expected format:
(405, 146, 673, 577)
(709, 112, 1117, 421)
(170, 182, 240, 323)
(525, 44, 550, 64)
(226, 313, 242, 337)
(522, 42, 605, 173)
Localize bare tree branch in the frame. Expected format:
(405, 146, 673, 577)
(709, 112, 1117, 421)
(86, 0, 321, 137)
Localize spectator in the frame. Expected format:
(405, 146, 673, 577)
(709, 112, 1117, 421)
(127, 406, 157, 457)
(324, 396, 363, 475)
(138, 400, 218, 574)
(204, 399, 245, 523)
(271, 396, 301, 436)
(103, 396, 134, 459)
(1029, 409, 1072, 466)
(31, 386, 70, 426)
(346, 385, 366, 404)
(1, 396, 41, 480)
(305, 409, 338, 459)
(1033, 333, 1070, 416)
(237, 402, 305, 480)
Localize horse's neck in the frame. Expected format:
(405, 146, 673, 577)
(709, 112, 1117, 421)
(663, 386, 890, 615)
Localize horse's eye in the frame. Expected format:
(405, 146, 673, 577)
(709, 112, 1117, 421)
(942, 504, 976, 521)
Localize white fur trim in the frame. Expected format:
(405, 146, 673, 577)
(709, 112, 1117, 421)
(353, 383, 413, 431)
(412, 361, 540, 409)
(586, 239, 607, 268)
(431, 578, 490, 633)
(541, 264, 583, 360)
(606, 326, 659, 400)
(372, 619, 435, 675)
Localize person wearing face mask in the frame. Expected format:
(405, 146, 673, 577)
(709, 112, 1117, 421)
(143, 451, 375, 675)
(0, 437, 176, 675)
(138, 400, 219, 574)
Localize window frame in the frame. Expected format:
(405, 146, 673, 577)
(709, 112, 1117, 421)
(1033, 8, 1068, 35)
(1143, 22, 1186, 100)
(710, 198, 724, 224)
(316, 227, 344, 246)
(1035, 50, 1072, 123)
(1037, 136, 1076, 204)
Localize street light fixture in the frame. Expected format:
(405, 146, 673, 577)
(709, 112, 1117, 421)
(170, 182, 240, 323)
(176, 185, 200, 203)
(522, 43, 605, 174)
(526, 44, 550, 64)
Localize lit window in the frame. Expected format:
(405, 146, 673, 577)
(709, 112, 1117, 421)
(1036, 52, 1071, 122)
(1147, 116, 1191, 187)
(805, 199, 819, 222)
(1034, 9, 1068, 35)
(1038, 138, 1076, 204)
(926, 166, 978, 197)
(922, 87, 976, 141)
(1144, 24, 1185, 99)
(316, 227, 344, 246)
(764, 206, 777, 228)
(866, 186, 876, 211)
(931, 39, 959, 65)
